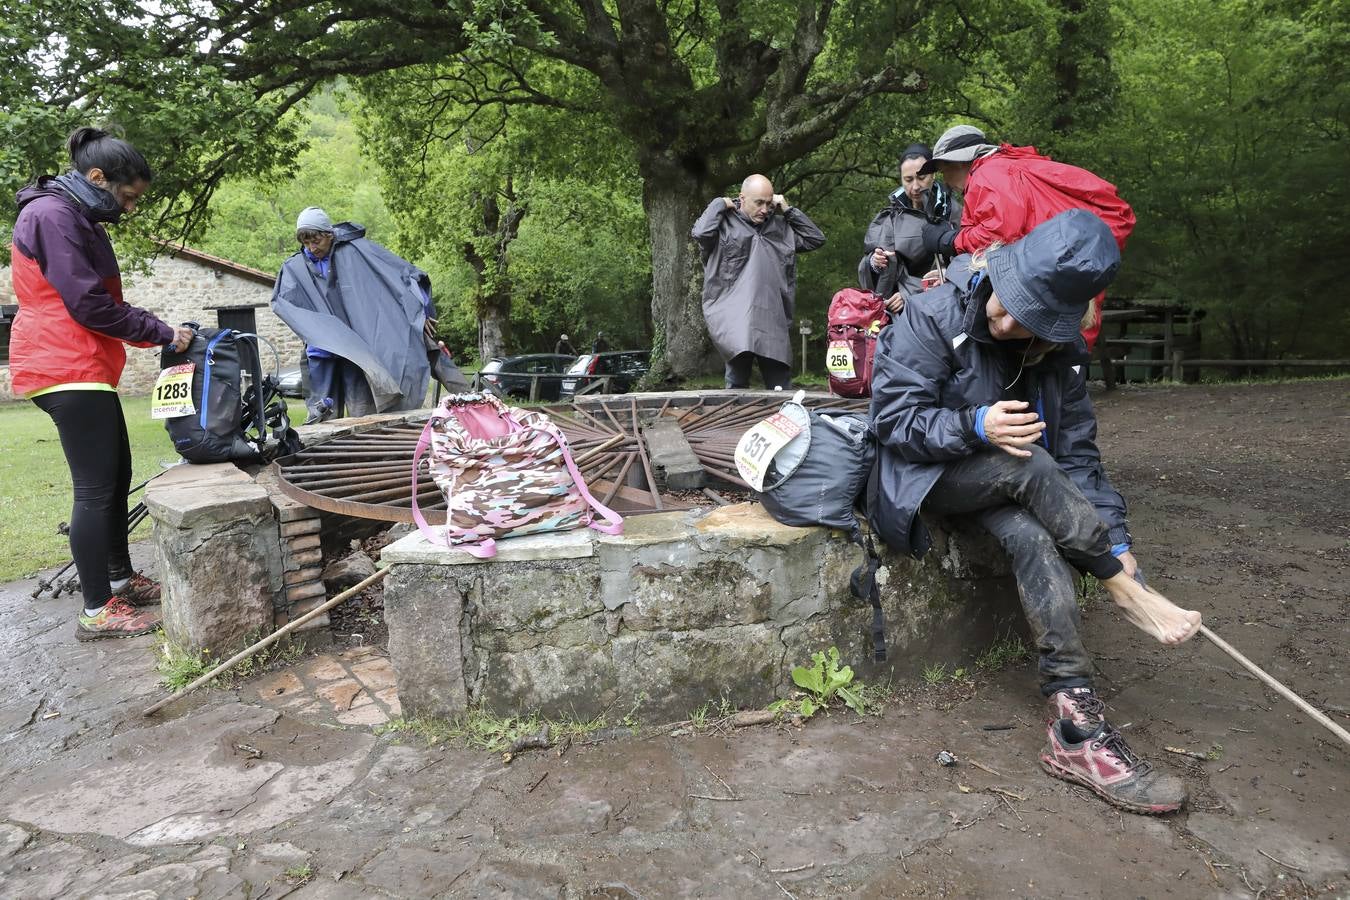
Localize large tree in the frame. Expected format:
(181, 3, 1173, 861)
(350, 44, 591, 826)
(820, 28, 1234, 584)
(2, 0, 937, 379)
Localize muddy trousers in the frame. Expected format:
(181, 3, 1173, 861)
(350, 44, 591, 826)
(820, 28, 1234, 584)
(725, 352, 791, 390)
(32, 390, 135, 612)
(924, 445, 1124, 695)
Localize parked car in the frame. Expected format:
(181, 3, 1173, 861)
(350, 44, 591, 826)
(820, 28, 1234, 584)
(478, 354, 576, 401)
(560, 350, 651, 397)
(275, 366, 305, 398)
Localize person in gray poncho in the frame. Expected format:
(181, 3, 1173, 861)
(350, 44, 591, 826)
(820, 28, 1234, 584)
(272, 207, 438, 420)
(692, 175, 825, 389)
(857, 143, 963, 313)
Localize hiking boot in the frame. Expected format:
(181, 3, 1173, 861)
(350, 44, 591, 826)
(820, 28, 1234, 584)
(117, 572, 162, 606)
(75, 598, 162, 642)
(1047, 686, 1106, 729)
(1039, 718, 1187, 815)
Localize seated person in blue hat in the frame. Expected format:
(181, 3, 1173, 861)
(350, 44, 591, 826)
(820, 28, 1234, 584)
(869, 209, 1202, 815)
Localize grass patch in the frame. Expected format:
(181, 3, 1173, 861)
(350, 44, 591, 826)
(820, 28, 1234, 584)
(283, 864, 314, 885)
(376, 709, 607, 753)
(921, 662, 948, 686)
(156, 639, 216, 691)
(0, 393, 178, 582)
(154, 632, 305, 691)
(1077, 574, 1103, 608)
(974, 632, 1030, 672)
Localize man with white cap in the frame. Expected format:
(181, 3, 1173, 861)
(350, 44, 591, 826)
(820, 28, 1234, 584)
(272, 207, 439, 420)
(871, 209, 1201, 814)
(917, 125, 1135, 350)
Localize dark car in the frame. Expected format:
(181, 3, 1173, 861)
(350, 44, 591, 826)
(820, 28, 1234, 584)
(478, 353, 576, 401)
(276, 366, 305, 398)
(560, 350, 651, 397)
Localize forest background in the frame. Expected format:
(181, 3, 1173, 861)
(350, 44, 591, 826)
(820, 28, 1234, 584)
(1, 0, 1344, 379)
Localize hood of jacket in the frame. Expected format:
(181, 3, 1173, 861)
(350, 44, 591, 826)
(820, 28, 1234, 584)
(17, 173, 126, 224)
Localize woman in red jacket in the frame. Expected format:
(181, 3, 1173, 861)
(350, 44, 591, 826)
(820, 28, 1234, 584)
(10, 128, 192, 641)
(918, 125, 1135, 350)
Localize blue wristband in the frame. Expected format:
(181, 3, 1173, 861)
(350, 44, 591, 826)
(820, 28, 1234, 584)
(974, 405, 990, 443)
(1110, 542, 1131, 557)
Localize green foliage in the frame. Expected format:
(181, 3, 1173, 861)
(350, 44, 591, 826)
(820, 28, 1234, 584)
(196, 88, 396, 275)
(974, 633, 1031, 671)
(921, 662, 948, 686)
(788, 647, 868, 718)
(155, 641, 215, 691)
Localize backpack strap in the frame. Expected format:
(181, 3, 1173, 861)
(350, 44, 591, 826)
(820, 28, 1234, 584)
(848, 530, 886, 663)
(197, 330, 233, 430)
(411, 410, 498, 558)
(536, 419, 624, 536)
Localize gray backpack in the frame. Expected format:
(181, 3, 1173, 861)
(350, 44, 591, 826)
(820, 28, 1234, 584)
(757, 396, 886, 661)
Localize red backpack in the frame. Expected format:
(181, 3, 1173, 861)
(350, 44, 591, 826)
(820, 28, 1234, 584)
(825, 289, 888, 398)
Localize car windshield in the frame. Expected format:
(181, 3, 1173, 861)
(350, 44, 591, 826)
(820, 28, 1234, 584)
(566, 356, 594, 374)
(481, 360, 503, 373)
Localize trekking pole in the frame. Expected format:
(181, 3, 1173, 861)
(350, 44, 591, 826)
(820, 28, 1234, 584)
(1200, 625, 1350, 749)
(142, 566, 392, 717)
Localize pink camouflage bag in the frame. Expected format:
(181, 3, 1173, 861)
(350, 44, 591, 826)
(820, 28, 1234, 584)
(411, 393, 622, 557)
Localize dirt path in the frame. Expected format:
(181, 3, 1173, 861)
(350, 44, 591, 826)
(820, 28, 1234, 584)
(0, 380, 1345, 899)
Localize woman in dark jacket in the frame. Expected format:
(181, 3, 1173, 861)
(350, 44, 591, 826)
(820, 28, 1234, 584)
(857, 143, 962, 313)
(869, 209, 1201, 815)
(10, 128, 192, 641)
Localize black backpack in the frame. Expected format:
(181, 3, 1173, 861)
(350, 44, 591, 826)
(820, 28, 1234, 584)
(160, 326, 301, 464)
(755, 395, 887, 661)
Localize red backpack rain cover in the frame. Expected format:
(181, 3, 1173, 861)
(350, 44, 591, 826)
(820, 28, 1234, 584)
(826, 289, 888, 398)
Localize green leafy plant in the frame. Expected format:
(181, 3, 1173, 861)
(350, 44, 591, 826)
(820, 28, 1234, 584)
(284, 864, 314, 885)
(789, 647, 867, 718)
(975, 633, 1030, 671)
(155, 640, 214, 690)
(921, 663, 948, 686)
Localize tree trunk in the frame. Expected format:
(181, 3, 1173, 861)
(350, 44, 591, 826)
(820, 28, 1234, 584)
(642, 165, 714, 384)
(478, 296, 510, 363)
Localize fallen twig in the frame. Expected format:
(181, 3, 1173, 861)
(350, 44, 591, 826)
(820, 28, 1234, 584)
(969, 760, 1006, 778)
(689, 793, 742, 802)
(526, 771, 549, 794)
(770, 863, 814, 874)
(747, 848, 764, 868)
(1257, 849, 1305, 872)
(775, 881, 797, 899)
(705, 765, 737, 798)
(1164, 746, 1210, 761)
(987, 786, 1026, 802)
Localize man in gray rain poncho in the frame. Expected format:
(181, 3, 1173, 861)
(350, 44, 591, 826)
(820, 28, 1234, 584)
(272, 207, 460, 420)
(692, 175, 825, 389)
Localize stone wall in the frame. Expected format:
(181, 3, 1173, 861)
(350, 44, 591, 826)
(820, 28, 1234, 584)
(1, 249, 300, 402)
(382, 503, 1022, 723)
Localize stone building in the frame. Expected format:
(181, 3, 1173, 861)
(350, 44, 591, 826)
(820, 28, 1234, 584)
(0, 244, 300, 401)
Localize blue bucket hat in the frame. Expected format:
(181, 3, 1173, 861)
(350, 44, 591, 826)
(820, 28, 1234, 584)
(984, 209, 1120, 344)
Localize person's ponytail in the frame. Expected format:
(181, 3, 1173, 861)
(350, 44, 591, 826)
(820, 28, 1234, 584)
(67, 126, 153, 187)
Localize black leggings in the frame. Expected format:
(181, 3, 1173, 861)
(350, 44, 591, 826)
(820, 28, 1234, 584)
(33, 390, 134, 610)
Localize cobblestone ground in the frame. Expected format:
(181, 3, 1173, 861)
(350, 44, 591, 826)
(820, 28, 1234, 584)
(1, 382, 1346, 899)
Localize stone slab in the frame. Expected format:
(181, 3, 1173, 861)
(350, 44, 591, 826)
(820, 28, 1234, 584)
(642, 417, 704, 490)
(144, 474, 272, 530)
(380, 528, 596, 565)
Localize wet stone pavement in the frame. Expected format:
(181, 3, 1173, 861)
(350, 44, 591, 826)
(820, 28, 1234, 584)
(2, 382, 1348, 899)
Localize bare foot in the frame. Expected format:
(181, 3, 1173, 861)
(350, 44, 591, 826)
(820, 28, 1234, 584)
(1102, 574, 1202, 645)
